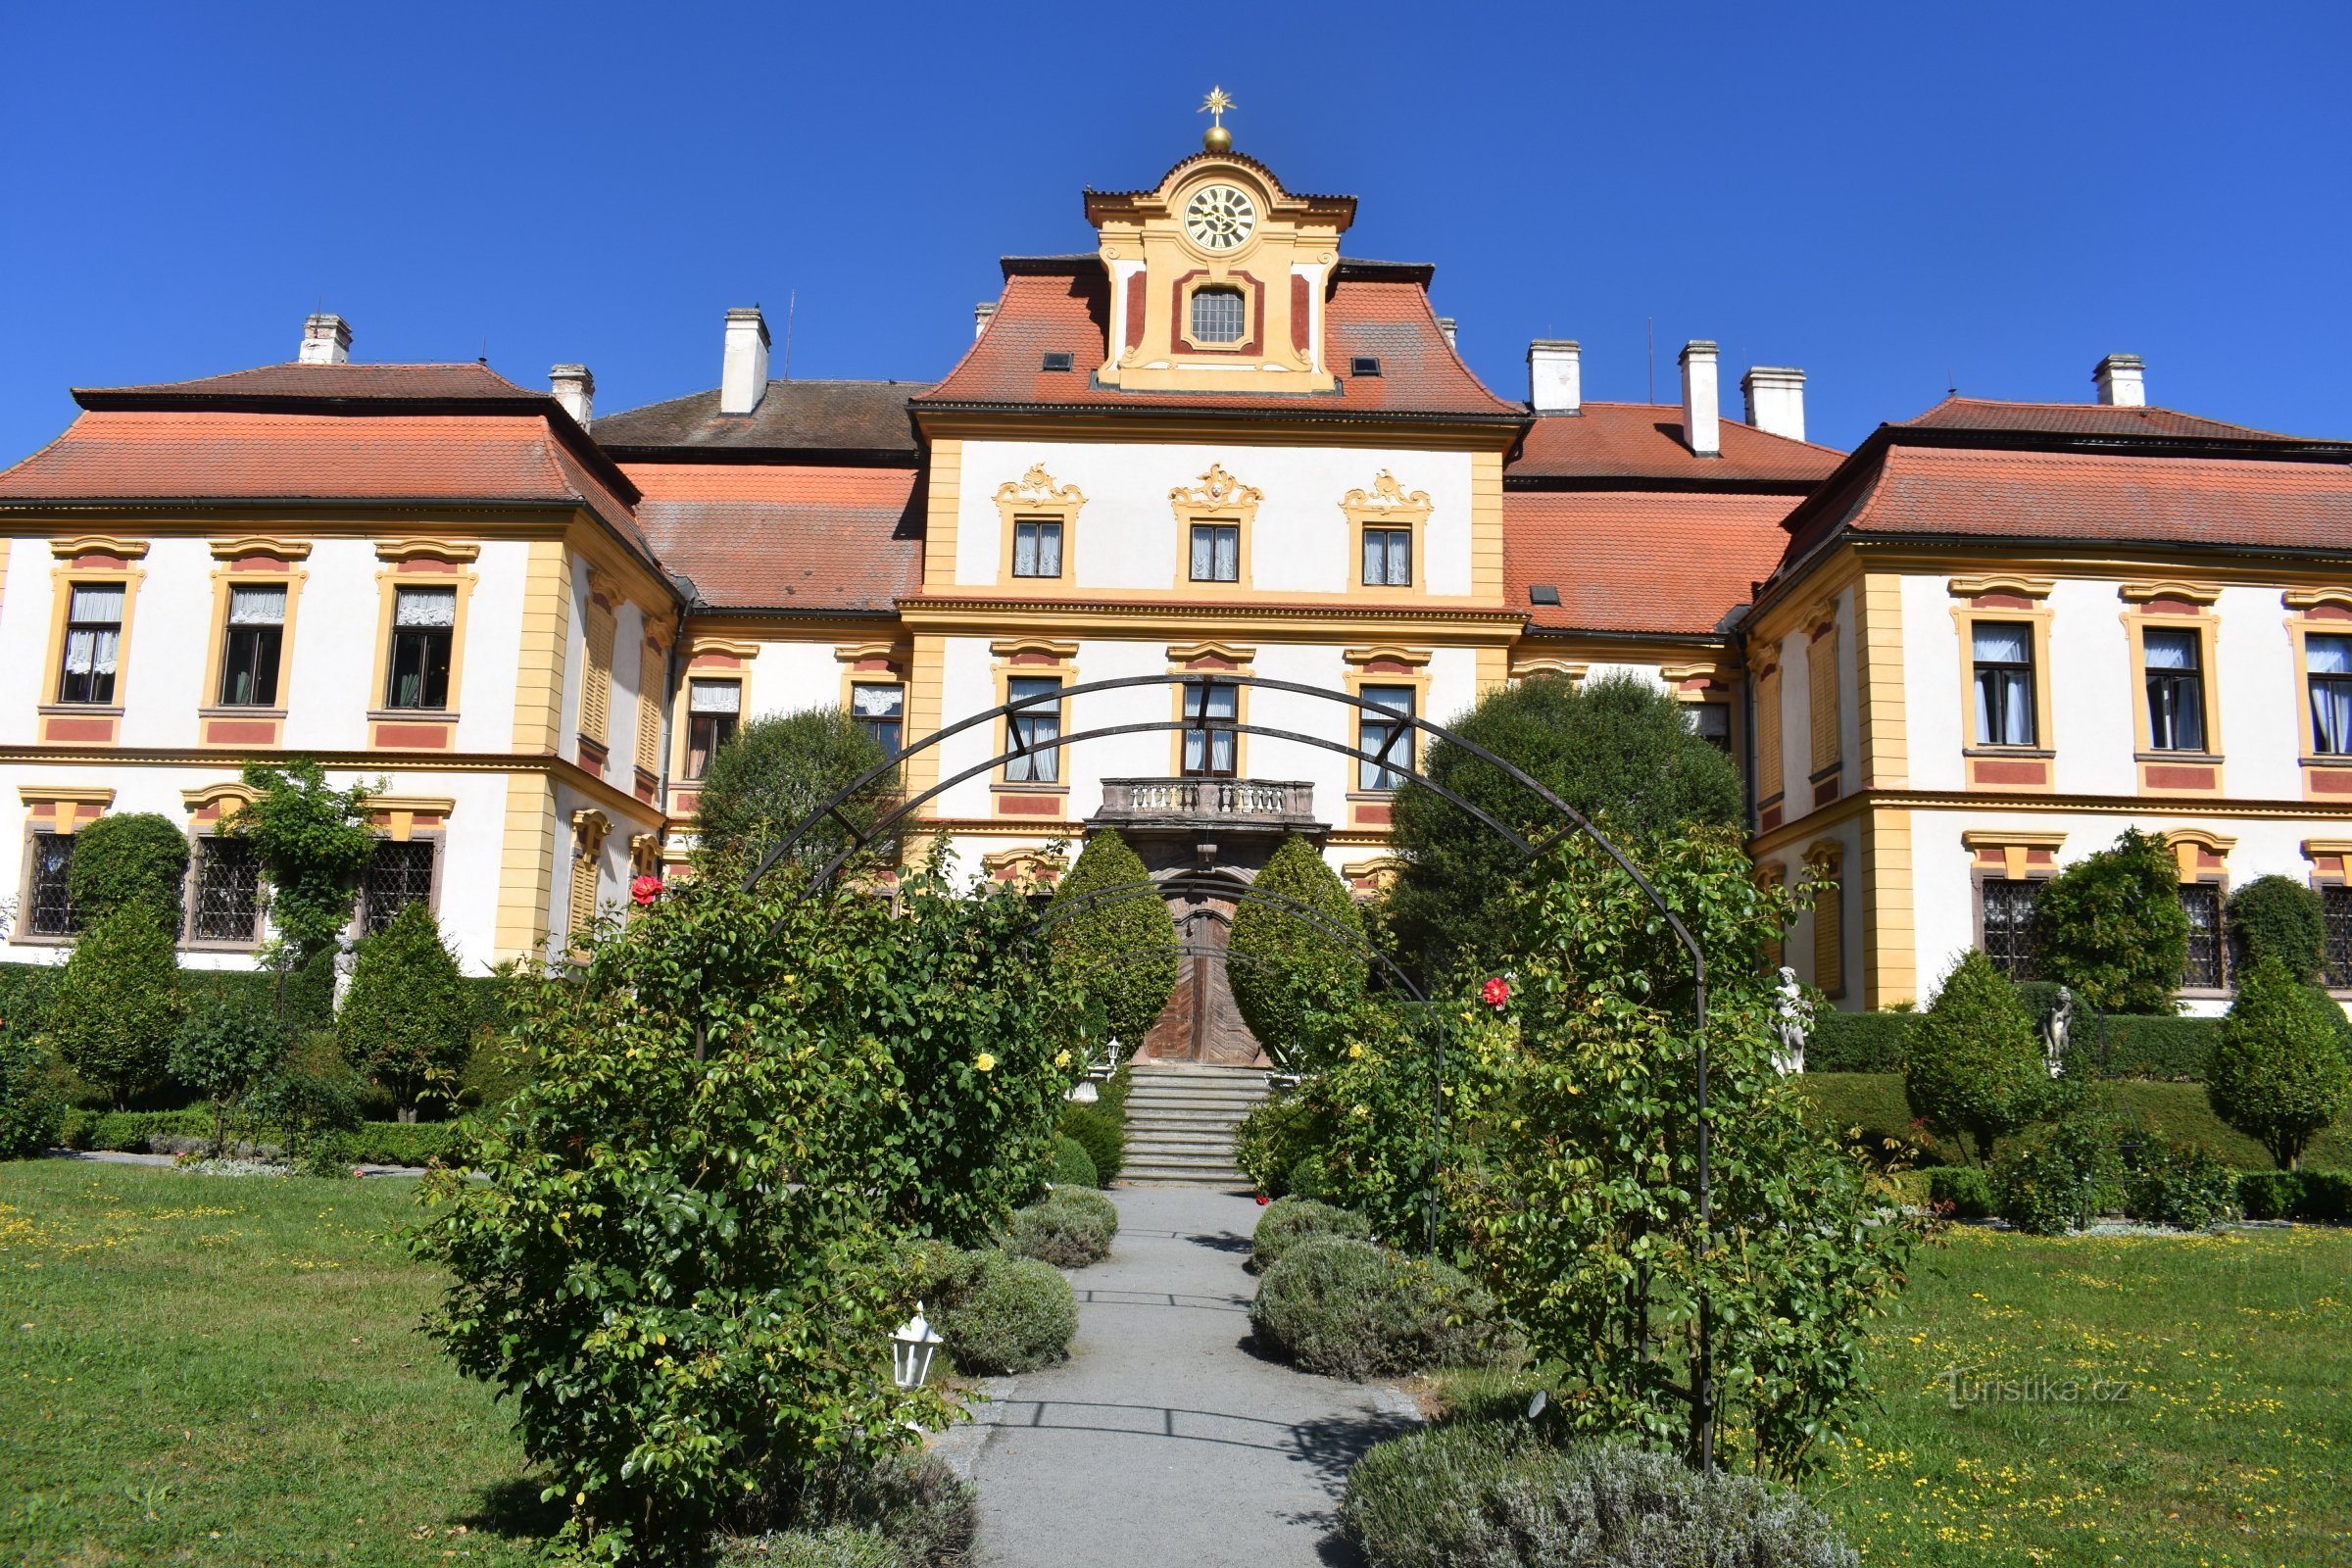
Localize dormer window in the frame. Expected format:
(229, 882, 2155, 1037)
(1190, 287, 1247, 344)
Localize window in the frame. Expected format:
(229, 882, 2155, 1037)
(359, 839, 435, 936)
(2180, 883, 2225, 989)
(1349, 356, 1383, 377)
(2145, 628, 2205, 752)
(685, 680, 740, 778)
(190, 837, 260, 943)
(1190, 287, 1246, 344)
(1972, 621, 2035, 746)
(1190, 522, 1240, 583)
(853, 683, 905, 758)
(2325, 885, 2352, 989)
(1004, 677, 1061, 783)
(25, 833, 76, 937)
(1182, 681, 1237, 777)
(580, 603, 615, 748)
(218, 584, 286, 707)
(385, 586, 456, 710)
(2309, 634, 2352, 756)
(1011, 518, 1063, 578)
(1981, 878, 2040, 982)
(57, 583, 125, 705)
(1362, 527, 1411, 587)
(1040, 351, 1074, 371)
(1358, 685, 1415, 791)
(1689, 704, 1731, 752)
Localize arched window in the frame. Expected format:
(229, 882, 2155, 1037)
(1189, 287, 1246, 344)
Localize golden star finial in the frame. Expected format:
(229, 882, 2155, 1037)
(1199, 86, 1235, 152)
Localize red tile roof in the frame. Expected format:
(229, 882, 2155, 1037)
(1898, 396, 2312, 443)
(593, 380, 928, 457)
(1820, 445, 2352, 553)
(74, 362, 541, 406)
(1506, 490, 1798, 636)
(914, 264, 1519, 421)
(624, 463, 921, 612)
(1508, 405, 1841, 485)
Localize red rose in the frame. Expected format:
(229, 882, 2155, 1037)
(629, 875, 663, 906)
(1481, 976, 1510, 1007)
(1255, 1194, 1270, 1205)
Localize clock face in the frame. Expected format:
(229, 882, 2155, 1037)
(1184, 184, 1257, 252)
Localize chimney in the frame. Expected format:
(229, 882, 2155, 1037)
(1679, 340, 1720, 457)
(1437, 317, 1458, 351)
(719, 307, 770, 415)
(2093, 353, 2146, 407)
(1740, 366, 1807, 442)
(1527, 339, 1582, 415)
(974, 301, 997, 341)
(549, 364, 594, 425)
(298, 313, 351, 365)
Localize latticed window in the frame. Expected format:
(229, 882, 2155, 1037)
(26, 833, 77, 937)
(1981, 878, 2040, 981)
(1190, 287, 1246, 344)
(359, 839, 435, 935)
(2324, 886, 2352, 989)
(190, 837, 260, 943)
(2180, 883, 2225, 989)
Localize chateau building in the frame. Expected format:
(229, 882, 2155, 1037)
(3, 121, 2348, 1048)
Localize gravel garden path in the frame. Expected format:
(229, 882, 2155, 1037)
(941, 1186, 1419, 1568)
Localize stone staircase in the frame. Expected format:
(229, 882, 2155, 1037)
(1118, 1062, 1272, 1188)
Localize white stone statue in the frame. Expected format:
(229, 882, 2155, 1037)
(2042, 985, 2073, 1078)
(1772, 965, 1811, 1075)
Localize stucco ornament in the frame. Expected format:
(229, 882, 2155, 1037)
(2043, 984, 2074, 1078)
(1772, 965, 1811, 1076)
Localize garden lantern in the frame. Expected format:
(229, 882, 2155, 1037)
(891, 1303, 943, 1390)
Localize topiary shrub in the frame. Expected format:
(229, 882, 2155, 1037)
(1051, 1134, 1098, 1190)
(2207, 956, 2352, 1170)
(2124, 1142, 2239, 1229)
(1903, 950, 2050, 1161)
(1339, 1426, 1859, 1568)
(1058, 1102, 1123, 1186)
(688, 706, 897, 880)
(1227, 835, 1367, 1067)
(1250, 1196, 1373, 1273)
(49, 905, 183, 1109)
(1927, 1166, 1994, 1220)
(728, 1446, 979, 1568)
(1233, 1088, 1329, 1197)
(2097, 1015, 2222, 1081)
(1994, 1113, 2128, 1235)
(0, 1034, 64, 1158)
(2299, 1170, 2352, 1222)
(1044, 830, 1178, 1054)
(66, 812, 189, 934)
(2228, 875, 2328, 981)
(337, 902, 472, 1122)
(2236, 1170, 2303, 1221)
(1003, 1187, 1117, 1269)
(1249, 1235, 1517, 1380)
(925, 1248, 1078, 1375)
(1287, 1152, 1331, 1201)
(2033, 828, 2190, 1012)
(168, 997, 286, 1152)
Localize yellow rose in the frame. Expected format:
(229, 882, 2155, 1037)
(1054, 1051, 1071, 1068)
(1346, 1043, 1363, 1059)
(974, 1053, 997, 1072)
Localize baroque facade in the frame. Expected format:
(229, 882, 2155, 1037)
(2, 126, 2348, 1046)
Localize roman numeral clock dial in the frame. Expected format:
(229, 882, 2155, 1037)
(1184, 184, 1256, 252)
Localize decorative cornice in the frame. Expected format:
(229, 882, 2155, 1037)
(2120, 580, 2223, 606)
(209, 536, 312, 561)
(375, 538, 481, 564)
(50, 535, 149, 560)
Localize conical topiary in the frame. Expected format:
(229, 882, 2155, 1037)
(1228, 836, 1367, 1068)
(1044, 830, 1179, 1056)
(1903, 949, 2049, 1161)
(2208, 955, 2352, 1171)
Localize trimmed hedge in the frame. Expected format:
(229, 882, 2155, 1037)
(1003, 1187, 1118, 1268)
(1927, 1166, 1994, 1219)
(1807, 1009, 1913, 1074)
(1250, 1196, 1373, 1273)
(1058, 1102, 1123, 1186)
(2236, 1169, 2352, 1223)
(59, 1106, 462, 1165)
(924, 1248, 1078, 1375)
(1051, 1135, 1098, 1189)
(0, 960, 509, 1043)
(1804, 1007, 2220, 1082)
(1249, 1235, 1517, 1381)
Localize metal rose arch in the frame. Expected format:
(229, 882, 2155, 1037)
(744, 671, 1723, 1468)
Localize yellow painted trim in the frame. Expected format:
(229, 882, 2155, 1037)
(1510, 655, 1588, 683)
(208, 536, 312, 561)
(1961, 828, 2069, 882)
(1808, 620, 1841, 778)
(2163, 826, 2237, 883)
(687, 636, 762, 662)
(511, 539, 573, 757)
(2121, 579, 2223, 605)
(40, 558, 147, 715)
(1856, 571, 1909, 789)
(493, 770, 554, 963)
(49, 536, 150, 561)
(368, 562, 478, 718)
(992, 646, 1078, 808)
(922, 436, 962, 591)
(2122, 600, 2225, 796)
(1950, 600, 2057, 772)
(375, 538, 482, 564)
(1340, 644, 1434, 668)
(1342, 651, 1433, 799)
(1804, 837, 1845, 999)
(992, 464, 1086, 587)
(199, 560, 308, 721)
(1168, 463, 1260, 593)
(1754, 663, 1785, 809)
(1164, 647, 1253, 778)
(17, 785, 115, 837)
(1337, 469, 1434, 604)
(1862, 805, 1915, 1008)
(989, 637, 1080, 661)
(1469, 450, 1505, 605)
(178, 782, 258, 814)
(2283, 587, 2352, 612)
(1946, 573, 2055, 600)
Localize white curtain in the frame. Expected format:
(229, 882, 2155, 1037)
(228, 585, 286, 625)
(852, 684, 903, 717)
(69, 584, 124, 623)
(2144, 628, 2197, 669)
(689, 680, 741, 715)
(62, 628, 117, 675)
(393, 587, 457, 628)
(2309, 635, 2352, 675)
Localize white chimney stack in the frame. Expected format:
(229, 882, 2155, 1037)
(1528, 339, 1582, 415)
(299, 313, 352, 365)
(719, 307, 770, 416)
(1437, 317, 1458, 351)
(1679, 340, 1721, 458)
(549, 364, 594, 425)
(2093, 353, 2146, 407)
(1740, 367, 1807, 443)
(974, 301, 997, 341)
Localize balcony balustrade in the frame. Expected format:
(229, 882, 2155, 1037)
(1091, 776, 1319, 834)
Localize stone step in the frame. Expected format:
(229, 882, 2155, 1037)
(1126, 1138, 1241, 1157)
(1120, 1160, 1249, 1183)
(1124, 1093, 1268, 1110)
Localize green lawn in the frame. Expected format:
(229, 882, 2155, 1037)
(0, 1159, 544, 1568)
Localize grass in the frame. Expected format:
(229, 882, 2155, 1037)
(1429, 1224, 2352, 1568)
(1796, 1071, 2352, 1170)
(0, 1158, 546, 1567)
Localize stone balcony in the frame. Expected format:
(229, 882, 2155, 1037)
(1089, 777, 1322, 839)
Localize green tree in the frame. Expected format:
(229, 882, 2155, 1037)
(228, 759, 376, 965)
(1228, 835, 1367, 1068)
(50, 905, 184, 1109)
(2032, 828, 2190, 1012)
(0, 1034, 64, 1159)
(1386, 672, 1742, 977)
(2227, 875, 2328, 982)
(2208, 955, 2352, 1170)
(690, 706, 897, 879)
(169, 998, 287, 1152)
(337, 902, 470, 1121)
(1044, 830, 1179, 1054)
(1904, 949, 2050, 1162)
(67, 812, 190, 934)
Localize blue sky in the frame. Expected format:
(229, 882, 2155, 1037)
(4, 1, 2346, 462)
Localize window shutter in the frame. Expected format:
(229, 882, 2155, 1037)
(636, 669, 662, 773)
(1809, 629, 1840, 774)
(1756, 669, 1784, 800)
(570, 846, 601, 939)
(581, 605, 615, 745)
(1814, 854, 1844, 996)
